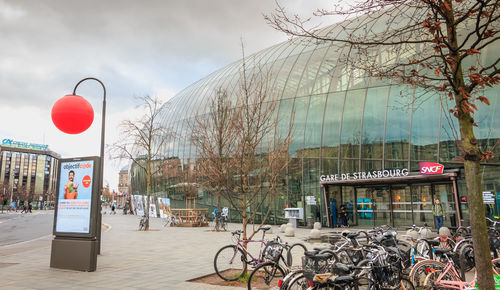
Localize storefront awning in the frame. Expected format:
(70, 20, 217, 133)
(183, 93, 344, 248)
(320, 169, 459, 186)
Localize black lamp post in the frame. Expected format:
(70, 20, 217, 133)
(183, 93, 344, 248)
(70, 77, 106, 254)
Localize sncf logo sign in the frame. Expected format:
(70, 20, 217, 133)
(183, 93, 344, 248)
(419, 162, 444, 175)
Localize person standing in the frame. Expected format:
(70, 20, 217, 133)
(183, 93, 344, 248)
(330, 199, 337, 227)
(433, 199, 446, 233)
(339, 204, 348, 227)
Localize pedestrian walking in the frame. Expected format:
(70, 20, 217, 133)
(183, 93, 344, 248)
(111, 203, 116, 215)
(28, 202, 32, 213)
(433, 198, 446, 233)
(20, 201, 27, 213)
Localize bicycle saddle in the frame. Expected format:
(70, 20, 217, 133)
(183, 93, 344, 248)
(304, 251, 334, 261)
(333, 262, 352, 273)
(333, 275, 355, 284)
(260, 226, 271, 232)
(345, 232, 360, 239)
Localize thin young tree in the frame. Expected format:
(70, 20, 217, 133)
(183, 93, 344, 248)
(191, 51, 293, 240)
(191, 88, 237, 219)
(267, 0, 499, 287)
(110, 96, 169, 231)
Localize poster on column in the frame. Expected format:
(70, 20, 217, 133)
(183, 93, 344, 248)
(54, 157, 99, 236)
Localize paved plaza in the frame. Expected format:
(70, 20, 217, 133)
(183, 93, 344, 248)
(0, 211, 334, 289)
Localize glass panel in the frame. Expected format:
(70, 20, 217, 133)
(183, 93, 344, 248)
(439, 95, 461, 162)
(391, 185, 412, 227)
(411, 184, 434, 226)
(362, 87, 388, 160)
(290, 97, 309, 157)
(385, 86, 411, 164)
(283, 50, 313, 99)
(474, 86, 500, 162)
(304, 94, 327, 157)
(321, 158, 338, 177)
(411, 90, 440, 168)
(321, 92, 346, 161)
(340, 89, 366, 171)
(361, 160, 382, 172)
(303, 158, 320, 194)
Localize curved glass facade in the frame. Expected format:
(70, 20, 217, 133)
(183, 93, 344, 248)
(130, 15, 500, 227)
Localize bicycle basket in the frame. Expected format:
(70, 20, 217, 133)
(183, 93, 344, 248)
(302, 255, 330, 273)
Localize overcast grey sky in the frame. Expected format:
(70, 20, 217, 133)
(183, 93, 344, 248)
(0, 0, 335, 190)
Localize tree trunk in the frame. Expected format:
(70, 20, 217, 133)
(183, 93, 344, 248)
(460, 116, 494, 289)
(145, 159, 151, 231)
(457, 89, 493, 288)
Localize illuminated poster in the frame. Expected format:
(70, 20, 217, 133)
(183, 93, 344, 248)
(55, 160, 94, 233)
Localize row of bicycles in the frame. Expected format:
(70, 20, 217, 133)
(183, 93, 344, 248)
(213, 217, 500, 289)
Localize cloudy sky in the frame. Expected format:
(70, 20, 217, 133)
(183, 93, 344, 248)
(0, 0, 336, 190)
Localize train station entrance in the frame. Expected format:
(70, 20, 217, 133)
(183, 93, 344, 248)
(321, 168, 462, 229)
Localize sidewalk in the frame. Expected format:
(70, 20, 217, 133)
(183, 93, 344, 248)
(0, 214, 335, 289)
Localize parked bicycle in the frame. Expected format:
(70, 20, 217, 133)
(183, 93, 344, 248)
(247, 236, 307, 289)
(163, 213, 180, 227)
(213, 207, 228, 231)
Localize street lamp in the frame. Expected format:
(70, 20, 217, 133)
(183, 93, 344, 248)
(52, 77, 106, 254)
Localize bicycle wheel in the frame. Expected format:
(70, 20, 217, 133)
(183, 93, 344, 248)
(396, 277, 414, 290)
(409, 260, 459, 288)
(214, 245, 247, 281)
(458, 243, 475, 273)
(287, 243, 308, 267)
(455, 226, 470, 238)
(247, 261, 285, 290)
(286, 272, 309, 290)
(280, 270, 305, 290)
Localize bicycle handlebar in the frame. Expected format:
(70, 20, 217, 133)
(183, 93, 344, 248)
(232, 230, 243, 236)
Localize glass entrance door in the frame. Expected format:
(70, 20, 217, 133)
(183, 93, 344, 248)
(356, 186, 390, 227)
(411, 184, 433, 226)
(433, 183, 457, 228)
(391, 185, 412, 228)
(356, 188, 374, 227)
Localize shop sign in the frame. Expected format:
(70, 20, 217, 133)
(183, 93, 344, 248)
(2, 138, 49, 151)
(419, 162, 444, 175)
(320, 168, 409, 182)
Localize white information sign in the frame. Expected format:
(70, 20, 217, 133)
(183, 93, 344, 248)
(306, 196, 317, 205)
(483, 191, 495, 204)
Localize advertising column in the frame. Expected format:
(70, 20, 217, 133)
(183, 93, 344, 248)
(50, 157, 100, 272)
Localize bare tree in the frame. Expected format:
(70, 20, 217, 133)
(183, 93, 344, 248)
(191, 89, 238, 216)
(191, 49, 293, 240)
(109, 96, 169, 231)
(267, 0, 499, 287)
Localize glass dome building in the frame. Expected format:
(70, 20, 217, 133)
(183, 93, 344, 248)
(131, 12, 500, 228)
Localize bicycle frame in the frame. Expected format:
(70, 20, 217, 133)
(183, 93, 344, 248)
(229, 231, 268, 266)
(430, 258, 500, 290)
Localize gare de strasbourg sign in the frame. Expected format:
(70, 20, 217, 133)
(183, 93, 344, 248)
(319, 162, 444, 182)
